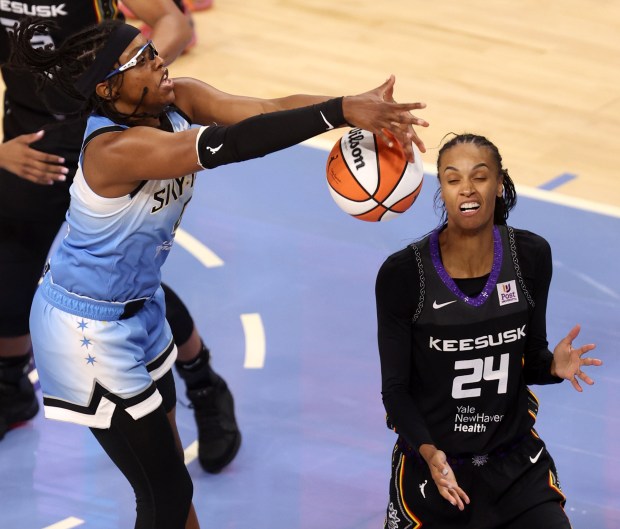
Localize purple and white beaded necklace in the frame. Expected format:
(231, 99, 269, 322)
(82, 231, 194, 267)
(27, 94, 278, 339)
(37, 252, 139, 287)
(429, 225, 502, 307)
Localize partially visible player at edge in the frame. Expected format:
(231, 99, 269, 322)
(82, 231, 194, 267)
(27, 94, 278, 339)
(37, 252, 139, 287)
(375, 133, 602, 528)
(8, 16, 428, 529)
(0, 0, 241, 475)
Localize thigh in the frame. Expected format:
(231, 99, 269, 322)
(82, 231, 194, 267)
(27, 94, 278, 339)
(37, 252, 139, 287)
(502, 501, 571, 529)
(157, 368, 177, 414)
(161, 282, 194, 346)
(0, 217, 64, 335)
(90, 404, 193, 529)
(486, 433, 569, 527)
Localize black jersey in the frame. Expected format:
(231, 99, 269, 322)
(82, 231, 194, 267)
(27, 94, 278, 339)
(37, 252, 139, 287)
(0, 0, 122, 220)
(376, 225, 563, 456)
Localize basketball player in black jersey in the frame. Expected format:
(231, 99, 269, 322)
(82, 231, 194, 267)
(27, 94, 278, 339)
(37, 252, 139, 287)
(0, 0, 243, 475)
(375, 134, 602, 529)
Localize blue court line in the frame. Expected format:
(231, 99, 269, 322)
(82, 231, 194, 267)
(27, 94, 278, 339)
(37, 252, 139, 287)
(539, 172, 577, 191)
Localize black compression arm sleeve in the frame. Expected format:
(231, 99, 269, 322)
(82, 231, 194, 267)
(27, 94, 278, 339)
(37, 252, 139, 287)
(196, 97, 345, 169)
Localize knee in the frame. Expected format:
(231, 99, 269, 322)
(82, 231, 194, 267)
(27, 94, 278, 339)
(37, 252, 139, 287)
(170, 464, 194, 509)
(133, 459, 193, 528)
(156, 461, 194, 525)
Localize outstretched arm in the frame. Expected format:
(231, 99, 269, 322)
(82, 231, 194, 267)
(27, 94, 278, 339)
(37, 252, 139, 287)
(84, 78, 428, 197)
(174, 75, 428, 161)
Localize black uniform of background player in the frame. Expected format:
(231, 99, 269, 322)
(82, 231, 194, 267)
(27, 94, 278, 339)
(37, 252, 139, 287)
(0, 2, 240, 474)
(0, 3, 117, 333)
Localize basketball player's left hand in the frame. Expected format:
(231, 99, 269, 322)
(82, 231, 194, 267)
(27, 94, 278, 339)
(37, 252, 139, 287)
(342, 75, 429, 162)
(551, 324, 602, 392)
(380, 76, 427, 163)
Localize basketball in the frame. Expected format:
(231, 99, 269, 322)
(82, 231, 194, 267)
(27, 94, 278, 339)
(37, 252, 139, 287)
(325, 128, 424, 222)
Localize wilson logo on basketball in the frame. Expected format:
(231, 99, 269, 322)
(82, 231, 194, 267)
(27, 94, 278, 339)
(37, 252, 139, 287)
(346, 128, 366, 170)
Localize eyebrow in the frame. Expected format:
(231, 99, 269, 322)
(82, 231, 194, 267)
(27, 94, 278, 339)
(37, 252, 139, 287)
(443, 162, 490, 174)
(126, 44, 147, 57)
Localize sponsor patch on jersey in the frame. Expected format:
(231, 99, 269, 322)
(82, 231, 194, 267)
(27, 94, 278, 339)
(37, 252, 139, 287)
(496, 280, 519, 306)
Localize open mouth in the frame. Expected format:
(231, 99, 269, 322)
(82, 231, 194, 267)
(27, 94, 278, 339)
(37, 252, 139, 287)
(159, 69, 169, 86)
(459, 201, 480, 213)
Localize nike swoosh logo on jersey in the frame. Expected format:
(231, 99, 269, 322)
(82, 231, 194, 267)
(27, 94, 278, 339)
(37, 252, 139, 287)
(206, 143, 223, 154)
(432, 300, 457, 309)
(320, 111, 334, 130)
(530, 447, 544, 464)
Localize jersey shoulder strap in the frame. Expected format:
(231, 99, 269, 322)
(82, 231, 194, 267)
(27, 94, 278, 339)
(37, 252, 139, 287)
(408, 238, 427, 324)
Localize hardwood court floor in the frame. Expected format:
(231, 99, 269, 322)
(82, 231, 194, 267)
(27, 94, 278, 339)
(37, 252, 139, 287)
(175, 0, 620, 207)
(1, 1, 618, 207)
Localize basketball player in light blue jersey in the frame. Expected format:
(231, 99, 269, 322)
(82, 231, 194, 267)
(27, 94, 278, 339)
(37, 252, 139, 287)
(0, 0, 242, 478)
(36, 109, 196, 428)
(10, 17, 429, 528)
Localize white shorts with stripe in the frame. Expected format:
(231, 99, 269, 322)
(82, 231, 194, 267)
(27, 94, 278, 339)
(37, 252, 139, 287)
(30, 273, 177, 428)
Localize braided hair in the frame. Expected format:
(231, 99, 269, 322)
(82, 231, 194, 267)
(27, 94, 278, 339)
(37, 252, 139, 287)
(8, 17, 154, 124)
(433, 133, 517, 226)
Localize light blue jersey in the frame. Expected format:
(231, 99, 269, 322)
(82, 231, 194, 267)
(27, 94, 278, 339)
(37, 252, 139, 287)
(52, 110, 196, 301)
(30, 108, 196, 428)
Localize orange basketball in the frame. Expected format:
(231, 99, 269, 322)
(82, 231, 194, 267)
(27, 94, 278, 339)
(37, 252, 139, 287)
(326, 128, 424, 221)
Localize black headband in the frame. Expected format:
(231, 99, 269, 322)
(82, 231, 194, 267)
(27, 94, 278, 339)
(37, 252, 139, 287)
(74, 23, 141, 98)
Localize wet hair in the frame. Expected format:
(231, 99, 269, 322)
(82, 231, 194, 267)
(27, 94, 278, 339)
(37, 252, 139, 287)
(8, 17, 154, 124)
(433, 133, 517, 225)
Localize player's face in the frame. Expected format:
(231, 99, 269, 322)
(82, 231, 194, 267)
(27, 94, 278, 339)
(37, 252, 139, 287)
(107, 35, 175, 117)
(438, 143, 503, 231)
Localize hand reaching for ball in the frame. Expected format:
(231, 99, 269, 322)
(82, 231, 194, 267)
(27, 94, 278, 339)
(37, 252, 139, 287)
(341, 75, 428, 163)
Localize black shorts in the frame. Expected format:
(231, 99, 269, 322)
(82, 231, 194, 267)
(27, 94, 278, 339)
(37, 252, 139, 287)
(385, 432, 571, 529)
(0, 216, 65, 336)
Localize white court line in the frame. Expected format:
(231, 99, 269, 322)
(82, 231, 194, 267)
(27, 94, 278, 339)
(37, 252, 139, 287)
(303, 137, 620, 219)
(184, 440, 198, 465)
(173, 233, 267, 368)
(42, 517, 84, 529)
(175, 228, 224, 268)
(554, 261, 620, 300)
(241, 313, 266, 369)
(514, 185, 620, 219)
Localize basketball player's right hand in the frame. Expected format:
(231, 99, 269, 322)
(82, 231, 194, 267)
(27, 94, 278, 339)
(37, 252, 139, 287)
(0, 131, 69, 185)
(341, 75, 429, 163)
(419, 444, 470, 511)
